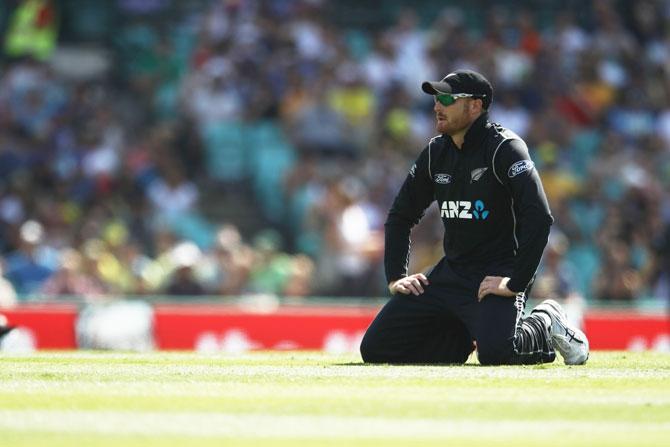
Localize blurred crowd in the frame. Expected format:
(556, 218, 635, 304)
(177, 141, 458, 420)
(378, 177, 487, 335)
(0, 0, 668, 305)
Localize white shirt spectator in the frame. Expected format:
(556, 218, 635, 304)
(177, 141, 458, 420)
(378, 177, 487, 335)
(82, 143, 119, 177)
(490, 102, 531, 138)
(148, 177, 199, 216)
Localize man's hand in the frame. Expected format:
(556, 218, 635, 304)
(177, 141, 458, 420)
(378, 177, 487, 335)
(389, 274, 429, 296)
(477, 276, 515, 301)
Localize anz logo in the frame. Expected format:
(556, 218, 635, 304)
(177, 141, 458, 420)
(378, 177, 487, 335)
(440, 200, 489, 220)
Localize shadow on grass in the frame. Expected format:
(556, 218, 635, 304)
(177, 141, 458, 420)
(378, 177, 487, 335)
(333, 362, 480, 367)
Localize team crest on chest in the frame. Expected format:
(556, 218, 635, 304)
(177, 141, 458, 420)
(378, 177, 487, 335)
(470, 167, 488, 183)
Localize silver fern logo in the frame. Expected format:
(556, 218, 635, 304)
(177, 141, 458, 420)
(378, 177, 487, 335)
(470, 167, 488, 183)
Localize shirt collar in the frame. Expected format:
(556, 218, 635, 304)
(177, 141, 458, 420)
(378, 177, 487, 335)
(462, 112, 489, 150)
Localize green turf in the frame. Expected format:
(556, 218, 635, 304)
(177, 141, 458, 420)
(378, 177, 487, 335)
(0, 351, 669, 446)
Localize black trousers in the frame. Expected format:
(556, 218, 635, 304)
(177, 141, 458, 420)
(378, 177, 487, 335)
(360, 258, 555, 365)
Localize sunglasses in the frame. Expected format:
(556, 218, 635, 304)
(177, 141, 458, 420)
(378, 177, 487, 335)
(434, 93, 485, 106)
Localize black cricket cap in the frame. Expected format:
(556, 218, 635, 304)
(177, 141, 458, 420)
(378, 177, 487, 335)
(422, 69, 493, 109)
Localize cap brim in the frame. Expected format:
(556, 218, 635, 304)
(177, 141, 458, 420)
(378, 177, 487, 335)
(421, 81, 452, 95)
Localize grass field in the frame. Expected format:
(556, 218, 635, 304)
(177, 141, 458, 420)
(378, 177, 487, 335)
(1, 351, 669, 447)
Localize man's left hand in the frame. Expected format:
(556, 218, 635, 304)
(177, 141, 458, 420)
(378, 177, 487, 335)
(477, 276, 515, 301)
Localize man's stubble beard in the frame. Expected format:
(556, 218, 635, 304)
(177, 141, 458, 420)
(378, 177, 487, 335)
(438, 116, 470, 136)
(437, 103, 470, 136)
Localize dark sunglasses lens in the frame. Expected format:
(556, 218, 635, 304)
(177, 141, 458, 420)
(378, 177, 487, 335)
(435, 94, 455, 106)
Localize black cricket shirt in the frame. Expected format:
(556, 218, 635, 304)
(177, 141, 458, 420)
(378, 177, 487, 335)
(384, 113, 554, 294)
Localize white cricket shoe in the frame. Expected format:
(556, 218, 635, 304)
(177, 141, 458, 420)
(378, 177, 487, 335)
(532, 299, 589, 365)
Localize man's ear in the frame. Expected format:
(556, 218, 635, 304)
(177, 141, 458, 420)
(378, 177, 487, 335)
(470, 98, 482, 116)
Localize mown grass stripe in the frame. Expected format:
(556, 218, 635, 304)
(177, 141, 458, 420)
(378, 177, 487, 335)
(1, 410, 669, 439)
(1, 383, 667, 405)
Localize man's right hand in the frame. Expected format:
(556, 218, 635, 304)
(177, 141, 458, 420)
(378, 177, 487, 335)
(389, 274, 430, 296)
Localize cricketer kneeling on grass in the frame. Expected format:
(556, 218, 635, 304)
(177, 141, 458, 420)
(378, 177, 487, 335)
(360, 70, 589, 366)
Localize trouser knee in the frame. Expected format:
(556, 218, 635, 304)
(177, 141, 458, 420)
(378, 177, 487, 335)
(359, 331, 383, 363)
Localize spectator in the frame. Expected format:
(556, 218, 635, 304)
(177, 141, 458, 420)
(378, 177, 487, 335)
(534, 231, 581, 302)
(164, 241, 205, 296)
(593, 241, 642, 302)
(41, 248, 106, 299)
(0, 261, 18, 308)
(147, 164, 199, 217)
(4, 220, 54, 296)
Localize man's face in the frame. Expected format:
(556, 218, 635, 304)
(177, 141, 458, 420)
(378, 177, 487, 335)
(433, 96, 476, 135)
